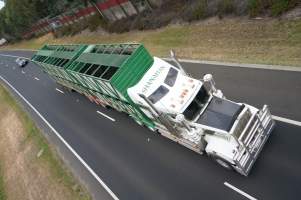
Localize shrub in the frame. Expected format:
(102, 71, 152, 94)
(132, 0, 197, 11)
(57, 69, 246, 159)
(54, 25, 73, 37)
(54, 20, 87, 37)
(271, 0, 299, 16)
(183, 0, 208, 22)
(87, 14, 106, 32)
(193, 0, 208, 20)
(248, 0, 266, 17)
(218, 0, 235, 16)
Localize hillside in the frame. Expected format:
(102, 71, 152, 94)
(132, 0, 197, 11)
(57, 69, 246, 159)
(2, 0, 301, 67)
(7, 17, 301, 67)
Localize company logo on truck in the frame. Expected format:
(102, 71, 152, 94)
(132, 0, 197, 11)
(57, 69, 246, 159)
(142, 66, 165, 93)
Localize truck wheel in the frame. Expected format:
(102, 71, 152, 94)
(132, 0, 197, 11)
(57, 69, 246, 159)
(105, 105, 112, 109)
(212, 155, 233, 170)
(147, 126, 157, 132)
(134, 119, 143, 126)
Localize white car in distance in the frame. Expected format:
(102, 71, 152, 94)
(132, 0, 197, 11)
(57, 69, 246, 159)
(15, 57, 29, 68)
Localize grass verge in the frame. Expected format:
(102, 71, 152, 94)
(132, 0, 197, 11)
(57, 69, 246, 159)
(0, 84, 91, 200)
(0, 166, 5, 200)
(3, 17, 301, 67)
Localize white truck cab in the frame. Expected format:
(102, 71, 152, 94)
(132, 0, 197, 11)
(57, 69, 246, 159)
(128, 56, 275, 176)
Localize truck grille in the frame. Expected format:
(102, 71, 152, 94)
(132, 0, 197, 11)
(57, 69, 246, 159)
(232, 109, 252, 139)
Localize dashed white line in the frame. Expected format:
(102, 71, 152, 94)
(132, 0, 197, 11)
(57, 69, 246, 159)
(34, 77, 40, 81)
(224, 182, 257, 200)
(55, 88, 65, 94)
(273, 115, 301, 127)
(0, 74, 119, 200)
(97, 111, 116, 122)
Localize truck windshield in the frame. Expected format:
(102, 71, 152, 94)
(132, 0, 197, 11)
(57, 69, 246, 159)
(183, 86, 210, 121)
(164, 67, 178, 87)
(148, 85, 169, 104)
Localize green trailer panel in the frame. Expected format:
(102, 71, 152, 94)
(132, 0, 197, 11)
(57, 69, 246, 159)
(110, 44, 154, 98)
(32, 43, 156, 129)
(31, 44, 88, 82)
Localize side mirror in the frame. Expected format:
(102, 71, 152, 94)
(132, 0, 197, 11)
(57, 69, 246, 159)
(169, 49, 187, 75)
(170, 49, 175, 59)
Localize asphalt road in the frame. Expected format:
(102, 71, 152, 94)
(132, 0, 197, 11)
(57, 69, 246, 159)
(1, 50, 301, 200)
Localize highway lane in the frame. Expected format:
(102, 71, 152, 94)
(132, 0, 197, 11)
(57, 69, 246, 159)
(0, 51, 301, 200)
(2, 49, 301, 121)
(180, 61, 301, 122)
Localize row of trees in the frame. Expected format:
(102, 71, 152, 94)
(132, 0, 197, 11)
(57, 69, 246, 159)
(0, 0, 93, 41)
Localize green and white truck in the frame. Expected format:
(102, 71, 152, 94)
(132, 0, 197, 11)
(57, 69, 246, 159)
(32, 43, 275, 176)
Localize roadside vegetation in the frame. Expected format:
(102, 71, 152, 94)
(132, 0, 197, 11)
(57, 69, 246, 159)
(0, 166, 5, 200)
(6, 17, 301, 67)
(0, 0, 300, 40)
(0, 84, 91, 200)
(1, 0, 300, 66)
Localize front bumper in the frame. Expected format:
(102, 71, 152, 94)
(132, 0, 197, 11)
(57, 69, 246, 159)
(233, 105, 275, 176)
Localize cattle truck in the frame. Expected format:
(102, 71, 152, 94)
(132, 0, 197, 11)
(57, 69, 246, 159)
(31, 43, 275, 176)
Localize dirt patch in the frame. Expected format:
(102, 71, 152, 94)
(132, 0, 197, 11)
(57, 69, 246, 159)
(0, 85, 90, 200)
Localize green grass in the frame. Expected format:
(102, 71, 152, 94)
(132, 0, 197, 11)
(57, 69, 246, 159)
(3, 18, 301, 67)
(0, 85, 91, 200)
(0, 166, 6, 200)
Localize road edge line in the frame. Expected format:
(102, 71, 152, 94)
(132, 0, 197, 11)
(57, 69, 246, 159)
(0, 53, 29, 60)
(0, 75, 119, 200)
(272, 115, 301, 127)
(163, 58, 301, 72)
(1, 49, 37, 52)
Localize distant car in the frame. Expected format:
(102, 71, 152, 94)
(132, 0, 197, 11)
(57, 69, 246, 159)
(15, 57, 29, 68)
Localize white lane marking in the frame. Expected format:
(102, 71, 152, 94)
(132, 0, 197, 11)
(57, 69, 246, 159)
(273, 115, 301, 127)
(97, 111, 116, 122)
(0, 53, 29, 60)
(163, 58, 301, 72)
(224, 182, 257, 200)
(34, 77, 40, 81)
(0, 75, 119, 200)
(55, 88, 65, 94)
(21, 70, 26, 74)
(1, 49, 36, 52)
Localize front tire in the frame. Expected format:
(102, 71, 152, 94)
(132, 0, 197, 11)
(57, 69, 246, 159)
(211, 155, 233, 170)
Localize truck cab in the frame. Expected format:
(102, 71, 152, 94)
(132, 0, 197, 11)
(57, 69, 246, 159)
(128, 57, 275, 176)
